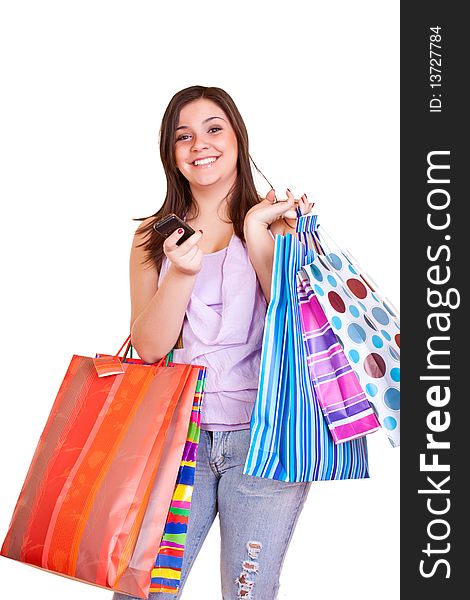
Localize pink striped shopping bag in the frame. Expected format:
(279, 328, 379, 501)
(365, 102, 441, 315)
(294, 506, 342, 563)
(297, 273, 381, 443)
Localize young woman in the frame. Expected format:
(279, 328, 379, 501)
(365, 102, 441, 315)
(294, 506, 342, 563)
(113, 85, 314, 600)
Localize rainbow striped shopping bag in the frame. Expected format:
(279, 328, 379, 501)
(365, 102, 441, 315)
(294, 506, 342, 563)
(149, 368, 205, 594)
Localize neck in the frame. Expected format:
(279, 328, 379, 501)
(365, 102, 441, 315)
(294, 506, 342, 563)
(188, 173, 237, 220)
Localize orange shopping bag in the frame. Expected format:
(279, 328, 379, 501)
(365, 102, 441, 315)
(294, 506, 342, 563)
(0, 336, 206, 599)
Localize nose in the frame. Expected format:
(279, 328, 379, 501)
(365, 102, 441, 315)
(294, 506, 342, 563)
(191, 133, 209, 152)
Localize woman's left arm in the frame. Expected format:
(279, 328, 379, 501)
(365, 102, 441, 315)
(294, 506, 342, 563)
(243, 189, 313, 303)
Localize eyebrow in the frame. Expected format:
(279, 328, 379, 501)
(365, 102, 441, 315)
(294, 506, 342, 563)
(175, 116, 227, 131)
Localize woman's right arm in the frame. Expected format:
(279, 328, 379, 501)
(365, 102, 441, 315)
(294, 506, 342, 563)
(129, 221, 203, 363)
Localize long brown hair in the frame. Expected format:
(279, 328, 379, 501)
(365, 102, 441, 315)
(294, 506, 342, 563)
(133, 85, 272, 272)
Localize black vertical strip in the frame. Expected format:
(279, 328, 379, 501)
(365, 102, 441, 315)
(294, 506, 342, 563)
(401, 2, 466, 596)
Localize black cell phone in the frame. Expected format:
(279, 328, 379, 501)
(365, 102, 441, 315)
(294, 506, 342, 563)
(153, 213, 195, 246)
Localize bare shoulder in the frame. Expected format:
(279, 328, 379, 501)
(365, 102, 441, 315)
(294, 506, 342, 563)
(130, 217, 158, 275)
(129, 217, 159, 331)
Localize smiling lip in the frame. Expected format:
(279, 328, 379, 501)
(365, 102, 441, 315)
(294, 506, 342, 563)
(191, 156, 220, 167)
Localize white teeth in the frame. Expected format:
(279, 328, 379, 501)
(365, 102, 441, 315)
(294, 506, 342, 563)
(193, 157, 217, 166)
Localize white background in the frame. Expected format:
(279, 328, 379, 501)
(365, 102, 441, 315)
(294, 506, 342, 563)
(0, 1, 400, 599)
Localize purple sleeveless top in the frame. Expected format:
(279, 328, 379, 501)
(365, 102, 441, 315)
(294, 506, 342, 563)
(158, 234, 267, 430)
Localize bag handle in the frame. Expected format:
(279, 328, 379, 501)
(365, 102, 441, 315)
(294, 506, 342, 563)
(295, 208, 326, 255)
(114, 335, 173, 367)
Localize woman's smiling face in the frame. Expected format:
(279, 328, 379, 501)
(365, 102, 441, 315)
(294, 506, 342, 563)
(174, 98, 238, 192)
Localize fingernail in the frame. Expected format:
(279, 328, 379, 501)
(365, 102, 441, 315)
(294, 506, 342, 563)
(177, 228, 183, 234)
(303, 193, 308, 200)
(199, 229, 203, 233)
(286, 188, 291, 193)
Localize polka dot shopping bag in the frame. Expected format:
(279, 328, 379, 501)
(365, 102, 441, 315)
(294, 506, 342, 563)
(297, 215, 400, 448)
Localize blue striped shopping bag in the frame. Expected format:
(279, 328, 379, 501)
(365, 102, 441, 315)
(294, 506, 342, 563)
(243, 233, 369, 482)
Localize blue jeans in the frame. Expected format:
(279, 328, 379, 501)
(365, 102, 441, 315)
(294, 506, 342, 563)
(112, 429, 311, 600)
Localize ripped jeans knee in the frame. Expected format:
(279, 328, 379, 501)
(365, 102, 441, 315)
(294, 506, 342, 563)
(235, 541, 263, 599)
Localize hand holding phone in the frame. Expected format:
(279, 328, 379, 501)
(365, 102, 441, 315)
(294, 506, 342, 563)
(154, 213, 203, 276)
(153, 214, 195, 246)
